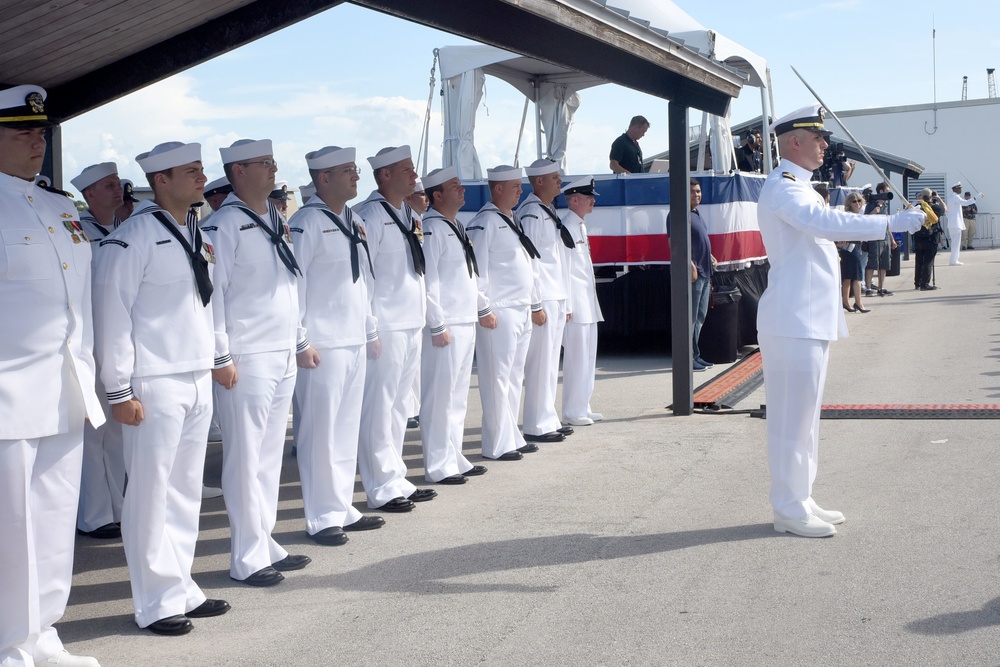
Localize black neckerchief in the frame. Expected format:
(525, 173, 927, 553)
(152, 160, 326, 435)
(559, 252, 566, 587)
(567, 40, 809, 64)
(311, 204, 375, 283)
(494, 209, 540, 259)
(223, 200, 301, 276)
(81, 214, 122, 238)
(424, 212, 479, 277)
(151, 210, 213, 306)
(536, 201, 575, 249)
(377, 199, 426, 276)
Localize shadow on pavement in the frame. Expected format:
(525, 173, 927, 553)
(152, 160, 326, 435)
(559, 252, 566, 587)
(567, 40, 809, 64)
(906, 596, 1000, 635)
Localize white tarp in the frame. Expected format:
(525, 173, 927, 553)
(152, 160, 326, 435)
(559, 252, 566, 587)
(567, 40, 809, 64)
(435, 2, 769, 176)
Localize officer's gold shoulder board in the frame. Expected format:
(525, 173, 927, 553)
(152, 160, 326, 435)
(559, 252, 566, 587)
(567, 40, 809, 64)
(782, 172, 796, 181)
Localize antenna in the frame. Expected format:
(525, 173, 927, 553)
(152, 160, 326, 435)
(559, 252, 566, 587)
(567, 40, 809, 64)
(962, 75, 968, 101)
(924, 16, 938, 134)
(988, 68, 997, 98)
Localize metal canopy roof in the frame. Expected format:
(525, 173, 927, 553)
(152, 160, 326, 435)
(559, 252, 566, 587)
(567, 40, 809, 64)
(1, 0, 744, 122)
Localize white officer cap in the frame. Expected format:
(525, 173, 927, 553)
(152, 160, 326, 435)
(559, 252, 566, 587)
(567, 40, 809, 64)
(769, 103, 832, 137)
(306, 146, 355, 170)
(0, 84, 50, 128)
(203, 176, 232, 197)
(524, 158, 560, 177)
(71, 162, 118, 192)
(561, 175, 599, 197)
(136, 142, 202, 174)
(299, 182, 316, 201)
(951, 181, 962, 189)
(421, 166, 458, 190)
(368, 146, 411, 170)
(486, 165, 523, 181)
(220, 138, 273, 165)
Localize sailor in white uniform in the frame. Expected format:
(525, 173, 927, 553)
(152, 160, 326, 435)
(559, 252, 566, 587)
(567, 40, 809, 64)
(757, 105, 926, 538)
(289, 145, 385, 546)
(559, 177, 605, 426)
(207, 139, 310, 585)
(402, 178, 428, 429)
(418, 167, 490, 484)
(1, 84, 105, 667)
(70, 162, 127, 540)
(93, 141, 231, 635)
(353, 146, 437, 512)
(518, 158, 574, 443)
(466, 165, 543, 461)
(945, 182, 982, 266)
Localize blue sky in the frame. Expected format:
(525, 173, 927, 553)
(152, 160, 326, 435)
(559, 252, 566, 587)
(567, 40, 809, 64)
(61, 1, 1000, 198)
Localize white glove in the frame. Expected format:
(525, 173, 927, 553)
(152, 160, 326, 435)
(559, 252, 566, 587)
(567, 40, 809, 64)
(888, 207, 926, 234)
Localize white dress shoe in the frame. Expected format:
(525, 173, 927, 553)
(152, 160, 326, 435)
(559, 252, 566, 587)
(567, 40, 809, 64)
(773, 514, 837, 538)
(42, 650, 101, 667)
(564, 416, 594, 426)
(809, 504, 845, 525)
(587, 412, 604, 422)
(202, 485, 224, 499)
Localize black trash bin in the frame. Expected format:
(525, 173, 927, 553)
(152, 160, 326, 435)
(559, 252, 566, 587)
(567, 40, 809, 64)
(699, 286, 742, 363)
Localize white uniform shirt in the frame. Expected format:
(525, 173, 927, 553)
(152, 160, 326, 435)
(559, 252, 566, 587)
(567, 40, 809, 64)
(421, 207, 481, 333)
(465, 202, 540, 314)
(757, 159, 891, 342)
(946, 190, 976, 231)
(204, 193, 303, 365)
(352, 192, 426, 332)
(79, 212, 120, 243)
(562, 209, 604, 325)
(288, 200, 377, 349)
(0, 173, 104, 438)
(92, 200, 215, 403)
(517, 193, 571, 305)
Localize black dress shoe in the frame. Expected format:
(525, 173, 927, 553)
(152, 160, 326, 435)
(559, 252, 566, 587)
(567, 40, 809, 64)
(438, 474, 467, 485)
(557, 425, 574, 436)
(343, 515, 385, 531)
(233, 566, 284, 587)
(486, 451, 523, 461)
(517, 443, 540, 454)
(523, 431, 564, 443)
(378, 497, 415, 512)
(272, 554, 311, 571)
(307, 526, 349, 546)
(464, 465, 488, 477)
(187, 599, 230, 618)
(919, 285, 938, 291)
(408, 488, 438, 502)
(76, 523, 121, 539)
(406, 416, 420, 429)
(145, 615, 193, 636)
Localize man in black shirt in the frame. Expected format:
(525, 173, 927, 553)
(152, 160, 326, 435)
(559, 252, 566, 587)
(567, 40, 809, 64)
(609, 115, 649, 174)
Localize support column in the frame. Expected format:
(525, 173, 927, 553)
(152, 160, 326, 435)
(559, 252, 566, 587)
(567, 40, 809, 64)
(668, 101, 693, 416)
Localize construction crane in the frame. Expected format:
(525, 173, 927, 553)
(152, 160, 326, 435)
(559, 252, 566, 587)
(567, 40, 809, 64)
(962, 75, 968, 100)
(989, 68, 997, 98)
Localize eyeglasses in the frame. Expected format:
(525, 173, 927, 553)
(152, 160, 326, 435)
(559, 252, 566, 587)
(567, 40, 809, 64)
(240, 159, 277, 168)
(334, 166, 362, 175)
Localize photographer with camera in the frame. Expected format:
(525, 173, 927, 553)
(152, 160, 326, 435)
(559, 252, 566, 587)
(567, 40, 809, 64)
(863, 182, 897, 297)
(814, 142, 855, 187)
(736, 130, 763, 173)
(912, 188, 945, 290)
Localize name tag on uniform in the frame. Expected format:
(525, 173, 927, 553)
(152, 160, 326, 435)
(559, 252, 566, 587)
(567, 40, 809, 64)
(322, 228, 340, 234)
(156, 239, 172, 245)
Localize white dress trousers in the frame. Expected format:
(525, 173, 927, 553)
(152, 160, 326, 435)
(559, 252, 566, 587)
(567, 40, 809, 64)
(420, 323, 476, 481)
(294, 344, 365, 534)
(0, 430, 83, 666)
(357, 328, 421, 507)
(476, 305, 532, 459)
(218, 350, 296, 580)
(758, 333, 829, 521)
(122, 370, 212, 628)
(522, 298, 568, 435)
(77, 383, 125, 531)
(562, 320, 599, 421)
